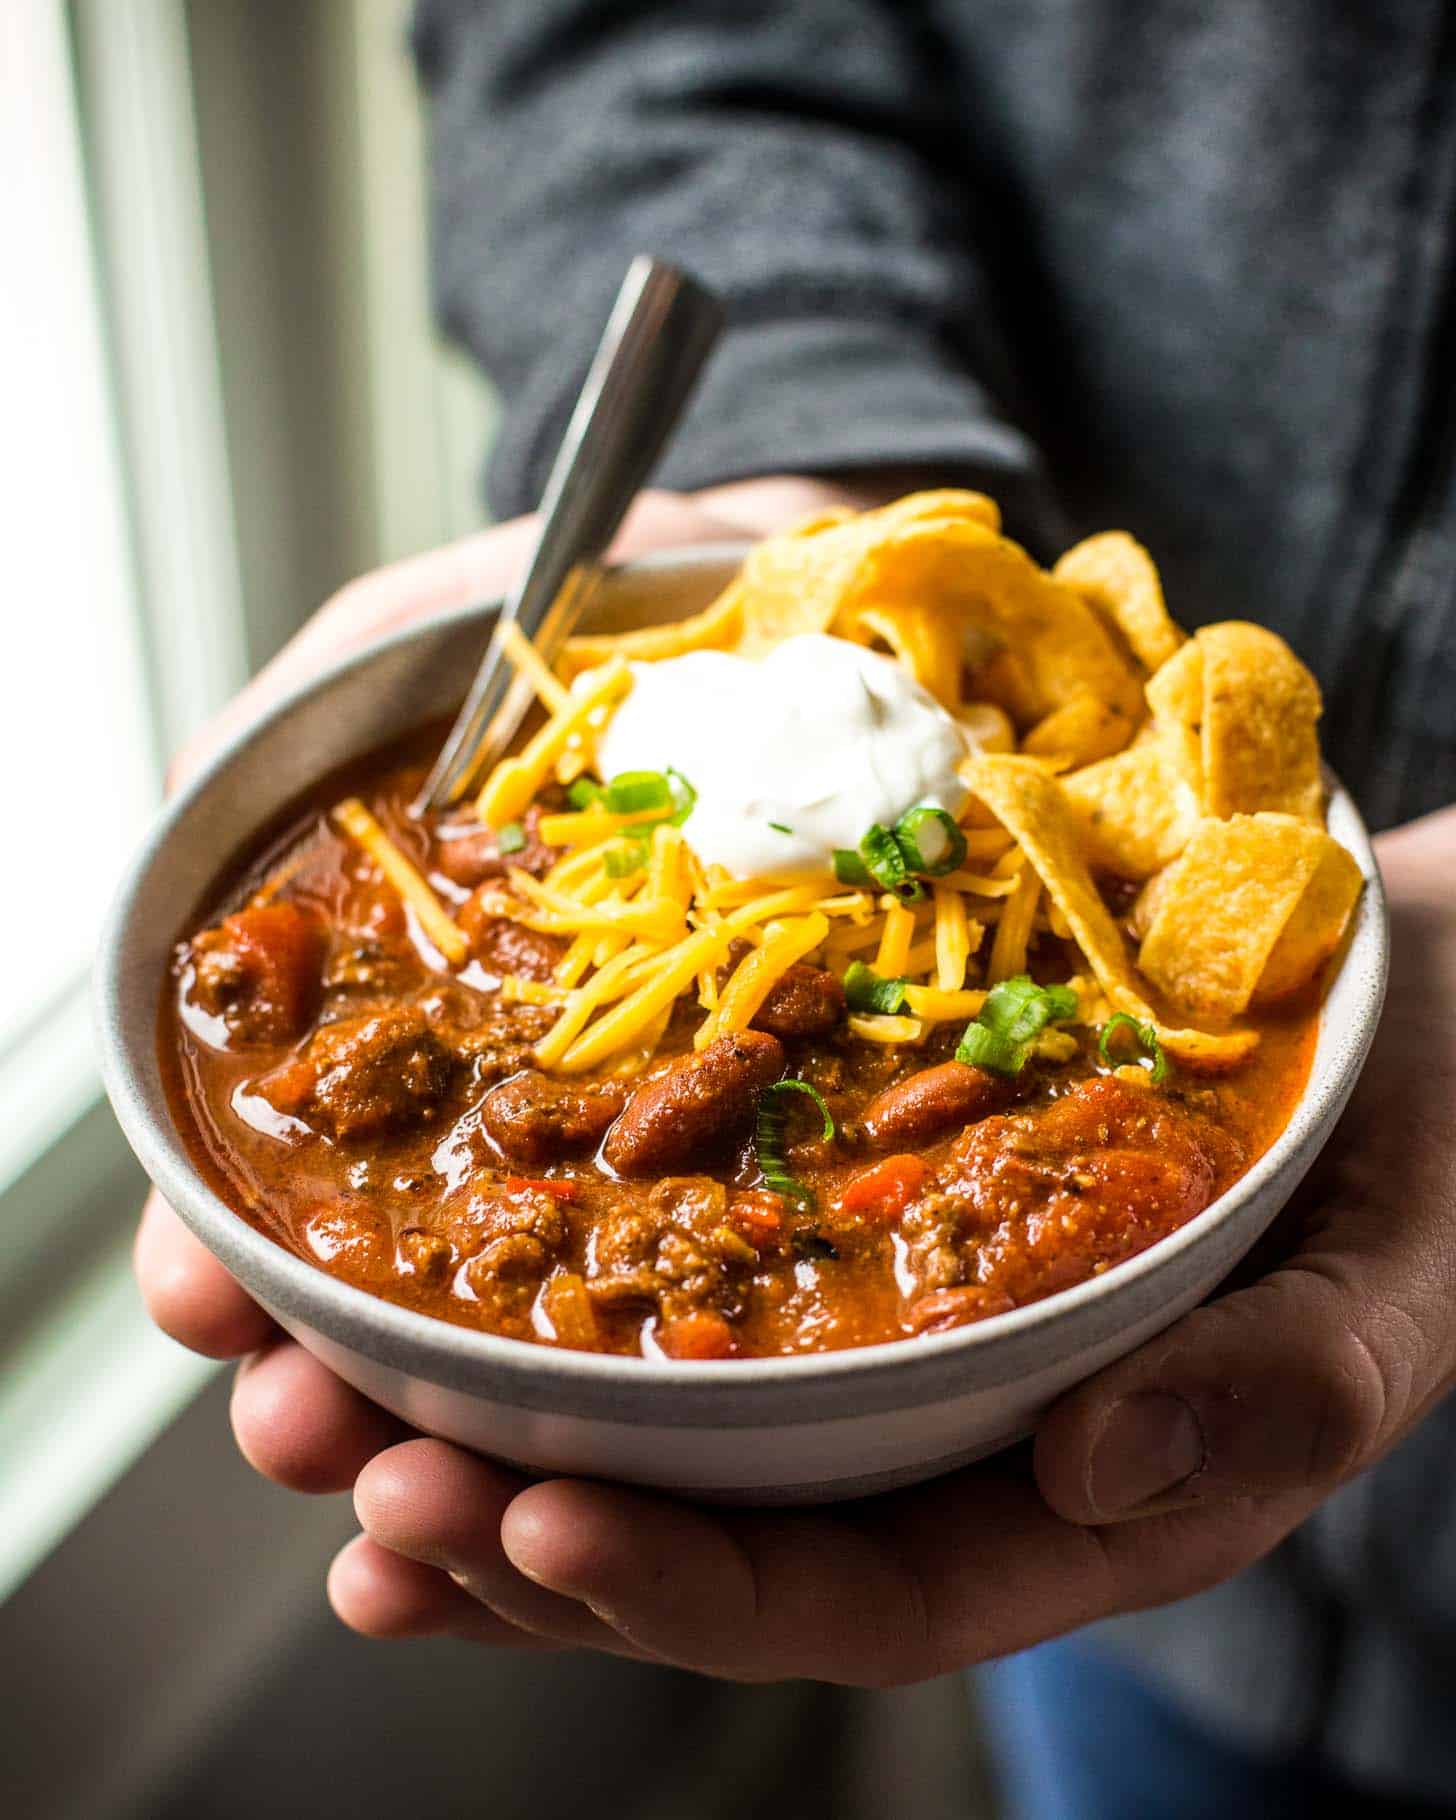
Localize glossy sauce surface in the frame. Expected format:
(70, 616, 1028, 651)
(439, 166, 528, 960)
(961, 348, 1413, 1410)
(163, 751, 1317, 1361)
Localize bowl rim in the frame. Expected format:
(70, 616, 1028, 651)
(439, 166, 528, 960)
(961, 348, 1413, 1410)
(95, 545, 1390, 1420)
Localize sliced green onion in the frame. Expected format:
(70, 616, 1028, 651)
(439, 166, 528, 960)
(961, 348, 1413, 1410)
(981, 975, 1079, 1045)
(833, 848, 873, 887)
(575, 767, 695, 829)
(497, 821, 527, 855)
(894, 805, 968, 877)
(754, 1080, 836, 1209)
(954, 1023, 1024, 1075)
(665, 767, 697, 826)
(859, 823, 924, 901)
(842, 961, 908, 1015)
(1098, 1013, 1168, 1084)
(955, 974, 1079, 1074)
(764, 1079, 835, 1140)
(768, 821, 793, 836)
(604, 839, 649, 879)
(838, 810, 966, 891)
(603, 770, 673, 814)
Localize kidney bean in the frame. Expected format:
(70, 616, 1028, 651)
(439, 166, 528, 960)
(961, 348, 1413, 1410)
(602, 1031, 785, 1177)
(860, 1061, 1012, 1149)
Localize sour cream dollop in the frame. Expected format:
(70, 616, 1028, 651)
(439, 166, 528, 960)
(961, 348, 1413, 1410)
(595, 634, 970, 880)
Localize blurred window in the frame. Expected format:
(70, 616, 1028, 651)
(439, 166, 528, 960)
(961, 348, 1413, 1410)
(0, 0, 248, 1208)
(0, 3, 159, 1065)
(0, 0, 252, 1602)
(0, 0, 495, 1605)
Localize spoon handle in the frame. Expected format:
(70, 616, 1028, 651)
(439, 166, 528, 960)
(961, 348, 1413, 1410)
(416, 256, 724, 812)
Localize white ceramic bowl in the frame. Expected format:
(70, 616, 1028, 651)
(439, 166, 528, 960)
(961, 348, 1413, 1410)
(95, 548, 1389, 1504)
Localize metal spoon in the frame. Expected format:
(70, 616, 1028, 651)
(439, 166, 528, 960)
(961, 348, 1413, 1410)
(414, 255, 724, 814)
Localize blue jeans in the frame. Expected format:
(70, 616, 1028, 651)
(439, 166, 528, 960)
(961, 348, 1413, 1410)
(975, 1640, 1449, 1820)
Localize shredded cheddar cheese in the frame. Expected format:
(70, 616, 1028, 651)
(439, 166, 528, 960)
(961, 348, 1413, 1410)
(848, 1012, 925, 1045)
(903, 984, 987, 1023)
(987, 865, 1041, 984)
(497, 617, 574, 715)
(333, 798, 468, 965)
(465, 758, 1040, 1073)
(477, 657, 631, 829)
(875, 900, 917, 977)
(555, 925, 736, 1073)
(454, 615, 1096, 1073)
(475, 730, 1047, 1069)
(932, 885, 972, 992)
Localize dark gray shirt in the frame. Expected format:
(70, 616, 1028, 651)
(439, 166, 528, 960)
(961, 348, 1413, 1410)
(413, 0, 1456, 1797)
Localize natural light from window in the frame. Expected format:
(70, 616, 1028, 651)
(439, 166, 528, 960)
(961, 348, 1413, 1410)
(0, 3, 159, 1050)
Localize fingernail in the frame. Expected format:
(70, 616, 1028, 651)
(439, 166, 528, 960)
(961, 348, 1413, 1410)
(1087, 1392, 1204, 1517)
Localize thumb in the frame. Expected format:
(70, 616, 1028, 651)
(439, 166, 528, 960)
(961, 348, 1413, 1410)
(1034, 1187, 1456, 1524)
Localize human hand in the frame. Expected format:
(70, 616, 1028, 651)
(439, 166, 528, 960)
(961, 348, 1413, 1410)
(309, 810, 1456, 1673)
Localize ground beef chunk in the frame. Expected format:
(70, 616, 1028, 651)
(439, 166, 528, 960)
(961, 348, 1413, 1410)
(395, 1226, 454, 1288)
(587, 1177, 758, 1322)
(479, 1070, 627, 1165)
(911, 1075, 1238, 1310)
(898, 1192, 977, 1297)
(428, 995, 556, 1087)
(302, 1197, 391, 1281)
(445, 1177, 573, 1330)
(322, 891, 416, 994)
(260, 1005, 454, 1140)
(322, 937, 420, 994)
(750, 964, 846, 1039)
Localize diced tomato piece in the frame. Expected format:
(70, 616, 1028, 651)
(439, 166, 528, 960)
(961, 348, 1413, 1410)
(258, 1056, 317, 1117)
(505, 1176, 580, 1203)
(837, 1153, 928, 1221)
(194, 900, 325, 1042)
(730, 1189, 785, 1245)
(657, 1311, 736, 1360)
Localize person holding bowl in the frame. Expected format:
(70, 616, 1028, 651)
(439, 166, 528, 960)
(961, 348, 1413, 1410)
(136, 4, 1456, 1816)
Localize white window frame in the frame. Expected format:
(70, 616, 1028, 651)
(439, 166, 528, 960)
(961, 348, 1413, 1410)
(0, 0, 244, 1603)
(0, 0, 246, 1197)
(0, 0, 499, 1606)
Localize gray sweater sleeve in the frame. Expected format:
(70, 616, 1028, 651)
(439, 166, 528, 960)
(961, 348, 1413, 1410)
(411, 0, 1059, 543)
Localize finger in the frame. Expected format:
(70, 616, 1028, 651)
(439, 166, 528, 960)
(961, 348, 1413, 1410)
(353, 1440, 652, 1658)
(295, 489, 737, 672)
(889, 1464, 1306, 1673)
(689, 471, 938, 535)
(230, 1340, 409, 1493)
(327, 1534, 560, 1648)
(502, 1461, 1299, 1684)
(610, 488, 749, 558)
(134, 1192, 275, 1358)
(500, 1476, 938, 1684)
